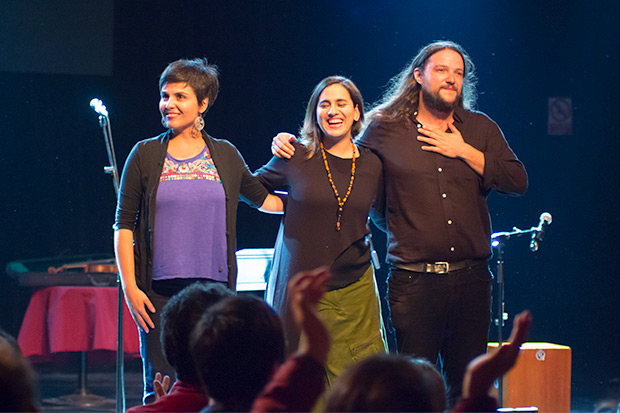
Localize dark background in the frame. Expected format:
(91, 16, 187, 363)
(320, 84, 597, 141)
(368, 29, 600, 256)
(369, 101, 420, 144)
(1, 0, 619, 403)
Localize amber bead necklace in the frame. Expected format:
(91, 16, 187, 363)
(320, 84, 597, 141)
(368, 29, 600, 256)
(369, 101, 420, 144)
(319, 138, 356, 231)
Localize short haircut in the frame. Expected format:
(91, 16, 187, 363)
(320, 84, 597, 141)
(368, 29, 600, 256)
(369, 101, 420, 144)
(190, 295, 285, 409)
(324, 354, 447, 412)
(159, 58, 219, 112)
(0, 330, 39, 412)
(161, 282, 233, 385)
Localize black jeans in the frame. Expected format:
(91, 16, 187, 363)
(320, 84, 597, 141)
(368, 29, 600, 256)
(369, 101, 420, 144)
(387, 262, 492, 404)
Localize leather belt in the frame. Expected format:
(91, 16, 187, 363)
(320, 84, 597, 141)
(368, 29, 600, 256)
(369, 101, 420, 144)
(392, 259, 486, 274)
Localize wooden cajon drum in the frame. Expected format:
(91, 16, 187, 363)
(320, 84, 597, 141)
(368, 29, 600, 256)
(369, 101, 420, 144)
(488, 342, 571, 413)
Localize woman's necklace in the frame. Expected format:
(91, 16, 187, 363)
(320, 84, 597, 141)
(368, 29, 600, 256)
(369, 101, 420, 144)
(320, 138, 356, 231)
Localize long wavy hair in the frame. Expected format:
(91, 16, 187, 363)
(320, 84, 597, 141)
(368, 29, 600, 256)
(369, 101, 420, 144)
(367, 40, 477, 125)
(298, 76, 364, 156)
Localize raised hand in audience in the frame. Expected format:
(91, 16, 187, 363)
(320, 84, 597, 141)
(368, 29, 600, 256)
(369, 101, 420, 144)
(461, 310, 533, 400)
(153, 372, 171, 400)
(288, 266, 331, 364)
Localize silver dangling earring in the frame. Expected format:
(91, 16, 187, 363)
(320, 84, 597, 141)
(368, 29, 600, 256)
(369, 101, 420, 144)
(194, 115, 205, 132)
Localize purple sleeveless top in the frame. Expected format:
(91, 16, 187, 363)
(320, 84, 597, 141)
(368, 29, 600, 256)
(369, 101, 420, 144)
(152, 145, 228, 282)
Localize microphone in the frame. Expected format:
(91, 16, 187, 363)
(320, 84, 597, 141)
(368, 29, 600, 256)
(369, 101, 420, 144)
(530, 212, 552, 252)
(90, 98, 108, 117)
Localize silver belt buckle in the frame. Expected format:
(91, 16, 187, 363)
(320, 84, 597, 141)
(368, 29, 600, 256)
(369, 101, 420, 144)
(431, 262, 449, 274)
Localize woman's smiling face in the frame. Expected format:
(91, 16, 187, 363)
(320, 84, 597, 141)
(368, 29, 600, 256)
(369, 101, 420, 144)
(316, 83, 360, 142)
(159, 82, 208, 135)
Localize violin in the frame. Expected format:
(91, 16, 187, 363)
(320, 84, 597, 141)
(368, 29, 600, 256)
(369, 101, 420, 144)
(48, 259, 118, 274)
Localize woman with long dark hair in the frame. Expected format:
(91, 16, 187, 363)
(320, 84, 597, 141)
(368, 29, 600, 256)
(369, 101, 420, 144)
(256, 76, 387, 388)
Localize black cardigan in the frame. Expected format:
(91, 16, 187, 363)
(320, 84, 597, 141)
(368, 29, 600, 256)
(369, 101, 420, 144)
(114, 130, 268, 292)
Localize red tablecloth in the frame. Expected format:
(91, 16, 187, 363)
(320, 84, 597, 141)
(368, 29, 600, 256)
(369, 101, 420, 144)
(18, 286, 140, 357)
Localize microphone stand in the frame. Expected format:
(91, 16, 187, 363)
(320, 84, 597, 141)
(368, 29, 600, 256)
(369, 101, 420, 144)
(490, 221, 544, 407)
(90, 99, 124, 413)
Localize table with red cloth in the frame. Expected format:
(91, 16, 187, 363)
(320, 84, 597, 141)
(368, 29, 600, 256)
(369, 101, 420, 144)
(18, 286, 140, 357)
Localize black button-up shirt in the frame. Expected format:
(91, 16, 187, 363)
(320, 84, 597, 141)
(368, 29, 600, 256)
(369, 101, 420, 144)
(359, 106, 528, 264)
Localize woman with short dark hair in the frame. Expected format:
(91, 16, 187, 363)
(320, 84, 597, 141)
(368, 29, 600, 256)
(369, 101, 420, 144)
(114, 58, 281, 404)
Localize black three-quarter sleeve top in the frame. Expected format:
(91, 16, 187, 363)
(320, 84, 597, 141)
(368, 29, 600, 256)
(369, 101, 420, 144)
(256, 142, 382, 294)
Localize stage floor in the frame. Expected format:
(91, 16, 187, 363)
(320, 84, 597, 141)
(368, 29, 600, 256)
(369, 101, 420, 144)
(36, 357, 143, 412)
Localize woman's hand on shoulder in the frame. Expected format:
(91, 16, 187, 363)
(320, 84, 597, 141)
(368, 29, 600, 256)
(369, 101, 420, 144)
(271, 132, 297, 159)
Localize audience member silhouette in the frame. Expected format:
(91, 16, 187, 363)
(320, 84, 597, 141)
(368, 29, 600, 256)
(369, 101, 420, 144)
(324, 354, 446, 412)
(191, 267, 330, 412)
(0, 329, 39, 412)
(126, 282, 232, 412)
(191, 295, 285, 412)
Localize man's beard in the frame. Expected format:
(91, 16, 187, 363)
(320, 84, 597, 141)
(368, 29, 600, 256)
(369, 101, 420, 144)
(421, 86, 462, 114)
